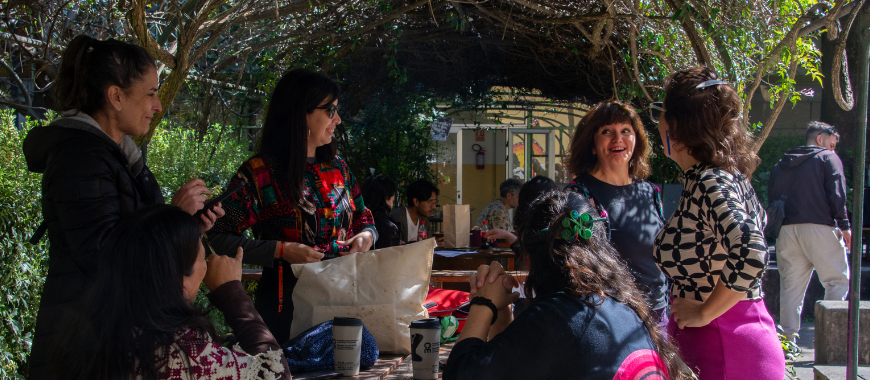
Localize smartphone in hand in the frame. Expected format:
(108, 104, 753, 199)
(194, 181, 245, 218)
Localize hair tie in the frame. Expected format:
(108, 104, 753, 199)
(695, 79, 728, 89)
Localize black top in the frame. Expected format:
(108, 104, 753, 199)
(566, 174, 668, 310)
(769, 145, 850, 230)
(373, 209, 402, 249)
(23, 118, 163, 380)
(443, 292, 664, 380)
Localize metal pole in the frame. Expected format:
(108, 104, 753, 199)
(847, 14, 870, 379)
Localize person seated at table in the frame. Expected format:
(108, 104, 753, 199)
(208, 68, 377, 342)
(391, 179, 439, 243)
(484, 176, 557, 246)
(361, 174, 401, 249)
(474, 178, 522, 231)
(47, 205, 291, 380)
(563, 100, 669, 323)
(443, 191, 693, 380)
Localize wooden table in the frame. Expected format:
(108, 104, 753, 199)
(293, 342, 457, 379)
(433, 248, 517, 271)
(430, 270, 528, 288)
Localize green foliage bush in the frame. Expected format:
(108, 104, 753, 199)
(0, 111, 47, 379)
(147, 123, 253, 198)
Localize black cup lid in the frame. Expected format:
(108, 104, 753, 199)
(410, 318, 441, 329)
(333, 317, 363, 326)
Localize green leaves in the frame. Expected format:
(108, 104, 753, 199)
(0, 111, 48, 379)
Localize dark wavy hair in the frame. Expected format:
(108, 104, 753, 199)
(258, 68, 340, 205)
(663, 66, 759, 177)
(517, 191, 693, 379)
(47, 205, 214, 380)
(52, 35, 156, 115)
(564, 100, 651, 180)
(512, 175, 557, 234)
(361, 174, 398, 217)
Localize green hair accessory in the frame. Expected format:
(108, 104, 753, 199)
(554, 210, 606, 241)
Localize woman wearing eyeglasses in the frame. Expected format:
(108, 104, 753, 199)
(652, 67, 783, 379)
(208, 69, 377, 342)
(562, 100, 669, 324)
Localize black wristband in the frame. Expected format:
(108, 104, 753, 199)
(470, 296, 499, 325)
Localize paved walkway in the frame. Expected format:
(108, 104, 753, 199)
(791, 321, 816, 380)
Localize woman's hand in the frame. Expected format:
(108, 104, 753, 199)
(484, 228, 517, 244)
(171, 178, 212, 215)
(197, 203, 225, 232)
(279, 242, 325, 264)
(336, 231, 373, 255)
(671, 297, 710, 329)
(476, 274, 521, 311)
(204, 247, 243, 291)
(468, 262, 517, 298)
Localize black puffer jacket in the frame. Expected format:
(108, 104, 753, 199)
(23, 114, 163, 379)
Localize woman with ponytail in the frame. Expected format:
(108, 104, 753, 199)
(23, 36, 222, 379)
(653, 66, 782, 379)
(443, 191, 694, 380)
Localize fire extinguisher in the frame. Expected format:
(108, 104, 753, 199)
(472, 144, 485, 170)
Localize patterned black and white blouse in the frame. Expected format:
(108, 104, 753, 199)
(654, 163, 769, 302)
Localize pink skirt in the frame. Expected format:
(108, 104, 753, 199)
(667, 299, 784, 380)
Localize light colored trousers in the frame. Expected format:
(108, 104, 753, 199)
(777, 223, 850, 335)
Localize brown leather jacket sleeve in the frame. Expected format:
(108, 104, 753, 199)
(208, 280, 292, 379)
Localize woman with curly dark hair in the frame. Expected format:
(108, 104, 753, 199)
(653, 66, 783, 379)
(443, 191, 693, 380)
(563, 100, 669, 323)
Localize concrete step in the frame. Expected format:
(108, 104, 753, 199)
(813, 365, 870, 379)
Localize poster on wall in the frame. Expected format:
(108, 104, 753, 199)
(430, 117, 453, 141)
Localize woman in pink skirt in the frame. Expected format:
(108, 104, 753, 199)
(652, 66, 785, 380)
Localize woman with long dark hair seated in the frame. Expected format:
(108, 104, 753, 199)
(208, 68, 376, 342)
(444, 191, 693, 380)
(361, 174, 401, 248)
(48, 205, 290, 379)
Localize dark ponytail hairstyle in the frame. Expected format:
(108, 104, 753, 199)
(52, 35, 156, 115)
(361, 174, 398, 217)
(257, 68, 340, 206)
(517, 191, 693, 379)
(46, 205, 214, 380)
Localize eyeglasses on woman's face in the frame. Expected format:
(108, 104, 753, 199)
(650, 102, 665, 121)
(314, 104, 340, 119)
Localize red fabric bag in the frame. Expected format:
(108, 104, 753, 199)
(424, 286, 470, 333)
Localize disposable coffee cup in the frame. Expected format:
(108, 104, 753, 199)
(333, 317, 363, 376)
(410, 318, 441, 379)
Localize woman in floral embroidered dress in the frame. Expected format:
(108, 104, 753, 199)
(209, 69, 376, 342)
(48, 205, 290, 380)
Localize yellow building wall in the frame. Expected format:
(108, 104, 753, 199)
(463, 164, 507, 225)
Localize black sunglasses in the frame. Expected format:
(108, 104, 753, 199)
(650, 102, 665, 121)
(314, 104, 339, 119)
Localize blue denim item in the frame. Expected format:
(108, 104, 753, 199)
(281, 320, 379, 373)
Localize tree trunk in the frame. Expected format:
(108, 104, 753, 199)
(820, 3, 870, 180)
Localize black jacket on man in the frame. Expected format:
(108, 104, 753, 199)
(768, 145, 850, 230)
(23, 114, 163, 379)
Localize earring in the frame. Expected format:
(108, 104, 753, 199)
(666, 132, 671, 155)
(307, 130, 310, 139)
(117, 106, 121, 111)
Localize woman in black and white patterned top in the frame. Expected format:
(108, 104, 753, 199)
(652, 67, 784, 380)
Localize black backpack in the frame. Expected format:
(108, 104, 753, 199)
(764, 194, 787, 240)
